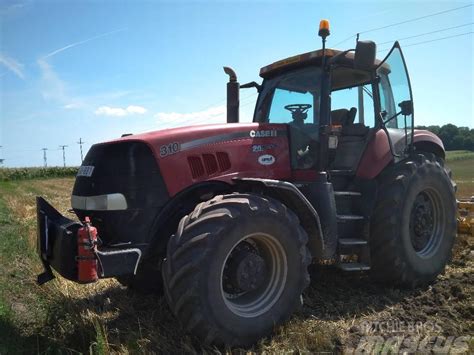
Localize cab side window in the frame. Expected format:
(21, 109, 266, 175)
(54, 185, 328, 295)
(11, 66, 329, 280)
(331, 85, 375, 127)
(377, 47, 413, 131)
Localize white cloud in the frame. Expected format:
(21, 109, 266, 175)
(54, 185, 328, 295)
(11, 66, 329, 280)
(63, 103, 83, 109)
(0, 53, 25, 79)
(154, 105, 226, 125)
(94, 105, 147, 117)
(37, 58, 67, 101)
(126, 105, 147, 114)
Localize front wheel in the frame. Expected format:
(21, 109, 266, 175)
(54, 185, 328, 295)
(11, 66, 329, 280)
(162, 193, 311, 346)
(370, 153, 457, 287)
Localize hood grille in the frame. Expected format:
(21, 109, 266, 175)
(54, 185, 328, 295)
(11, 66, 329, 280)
(188, 152, 231, 179)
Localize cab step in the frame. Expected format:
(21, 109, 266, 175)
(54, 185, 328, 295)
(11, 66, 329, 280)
(329, 169, 354, 176)
(334, 191, 362, 197)
(337, 262, 371, 271)
(337, 214, 364, 221)
(338, 238, 368, 246)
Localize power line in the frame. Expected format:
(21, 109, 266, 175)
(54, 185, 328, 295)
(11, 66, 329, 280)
(359, 4, 472, 35)
(332, 4, 472, 47)
(41, 148, 48, 168)
(59, 145, 68, 167)
(333, 35, 357, 48)
(378, 22, 473, 45)
(151, 91, 259, 131)
(378, 31, 473, 52)
(77, 138, 85, 162)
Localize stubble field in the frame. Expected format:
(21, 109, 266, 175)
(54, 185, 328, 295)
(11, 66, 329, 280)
(0, 155, 472, 353)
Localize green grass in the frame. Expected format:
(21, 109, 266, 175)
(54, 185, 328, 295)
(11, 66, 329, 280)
(445, 150, 474, 162)
(0, 180, 98, 354)
(445, 152, 474, 197)
(0, 167, 78, 181)
(0, 196, 41, 353)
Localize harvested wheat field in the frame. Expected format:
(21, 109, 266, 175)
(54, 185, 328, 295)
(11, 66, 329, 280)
(0, 177, 472, 353)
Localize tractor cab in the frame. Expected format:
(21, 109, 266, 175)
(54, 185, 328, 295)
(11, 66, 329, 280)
(246, 30, 414, 177)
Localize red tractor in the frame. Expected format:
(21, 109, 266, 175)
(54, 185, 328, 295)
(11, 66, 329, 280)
(36, 21, 456, 346)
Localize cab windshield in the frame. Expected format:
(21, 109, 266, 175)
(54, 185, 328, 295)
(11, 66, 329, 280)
(253, 66, 322, 125)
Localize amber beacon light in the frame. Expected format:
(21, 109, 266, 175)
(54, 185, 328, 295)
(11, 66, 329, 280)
(318, 19, 330, 39)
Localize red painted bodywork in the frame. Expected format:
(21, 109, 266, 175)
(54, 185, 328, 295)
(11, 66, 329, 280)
(356, 130, 392, 179)
(412, 130, 445, 149)
(357, 129, 445, 179)
(102, 124, 444, 196)
(105, 123, 291, 196)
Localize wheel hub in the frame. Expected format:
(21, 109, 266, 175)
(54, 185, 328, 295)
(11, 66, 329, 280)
(221, 233, 288, 318)
(410, 191, 438, 253)
(224, 242, 267, 293)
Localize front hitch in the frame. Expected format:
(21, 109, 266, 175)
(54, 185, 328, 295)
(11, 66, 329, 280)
(36, 197, 143, 285)
(36, 197, 82, 284)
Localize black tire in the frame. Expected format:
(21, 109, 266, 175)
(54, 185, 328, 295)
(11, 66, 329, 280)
(162, 193, 311, 346)
(370, 153, 457, 287)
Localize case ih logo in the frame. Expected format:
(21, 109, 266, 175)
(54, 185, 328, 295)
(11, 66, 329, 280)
(258, 154, 276, 165)
(250, 130, 277, 138)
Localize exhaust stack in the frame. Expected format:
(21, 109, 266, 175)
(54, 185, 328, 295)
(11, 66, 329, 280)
(223, 67, 239, 123)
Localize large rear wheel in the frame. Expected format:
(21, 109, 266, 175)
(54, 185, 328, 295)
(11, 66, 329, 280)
(370, 153, 457, 287)
(162, 193, 311, 346)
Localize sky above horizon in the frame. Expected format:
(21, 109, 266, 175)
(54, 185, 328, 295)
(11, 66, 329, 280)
(1, 0, 473, 167)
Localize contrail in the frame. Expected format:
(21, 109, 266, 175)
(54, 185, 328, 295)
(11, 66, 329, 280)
(43, 27, 127, 59)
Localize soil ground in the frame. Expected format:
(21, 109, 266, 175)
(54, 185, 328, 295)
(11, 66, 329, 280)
(0, 156, 472, 353)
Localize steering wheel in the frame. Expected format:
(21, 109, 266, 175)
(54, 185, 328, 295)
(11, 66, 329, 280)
(284, 104, 312, 122)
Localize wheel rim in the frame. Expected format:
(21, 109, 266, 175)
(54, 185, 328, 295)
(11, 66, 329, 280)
(220, 232, 288, 318)
(409, 188, 445, 257)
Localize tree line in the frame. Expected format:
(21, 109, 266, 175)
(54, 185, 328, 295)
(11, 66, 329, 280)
(416, 124, 474, 151)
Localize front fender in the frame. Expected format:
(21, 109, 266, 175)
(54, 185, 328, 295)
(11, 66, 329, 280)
(233, 178, 328, 260)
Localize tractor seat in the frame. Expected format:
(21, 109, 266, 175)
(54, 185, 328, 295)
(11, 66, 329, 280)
(330, 107, 370, 172)
(331, 107, 357, 126)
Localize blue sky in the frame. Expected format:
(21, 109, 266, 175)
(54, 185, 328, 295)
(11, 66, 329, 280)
(0, 0, 472, 167)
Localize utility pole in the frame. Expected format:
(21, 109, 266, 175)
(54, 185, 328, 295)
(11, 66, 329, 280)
(59, 145, 68, 167)
(77, 138, 85, 162)
(0, 145, 3, 166)
(41, 148, 48, 167)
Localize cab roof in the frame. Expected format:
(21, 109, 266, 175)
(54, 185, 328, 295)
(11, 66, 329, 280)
(259, 48, 389, 91)
(259, 48, 386, 78)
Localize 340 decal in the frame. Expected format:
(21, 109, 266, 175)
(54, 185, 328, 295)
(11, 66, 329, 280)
(160, 142, 180, 157)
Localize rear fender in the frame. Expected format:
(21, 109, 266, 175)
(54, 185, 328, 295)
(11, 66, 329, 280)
(412, 130, 445, 159)
(357, 129, 445, 179)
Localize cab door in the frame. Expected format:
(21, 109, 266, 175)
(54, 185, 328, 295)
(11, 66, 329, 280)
(376, 42, 414, 157)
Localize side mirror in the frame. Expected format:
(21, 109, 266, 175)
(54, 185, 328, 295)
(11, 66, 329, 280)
(398, 100, 413, 116)
(240, 81, 262, 93)
(354, 41, 376, 70)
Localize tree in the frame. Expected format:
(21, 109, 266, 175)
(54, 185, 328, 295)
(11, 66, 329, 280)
(415, 124, 473, 151)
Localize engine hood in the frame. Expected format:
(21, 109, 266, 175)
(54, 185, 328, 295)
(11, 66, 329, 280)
(101, 123, 263, 154)
(91, 122, 291, 196)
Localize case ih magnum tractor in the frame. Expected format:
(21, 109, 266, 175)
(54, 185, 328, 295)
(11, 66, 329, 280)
(36, 21, 457, 345)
